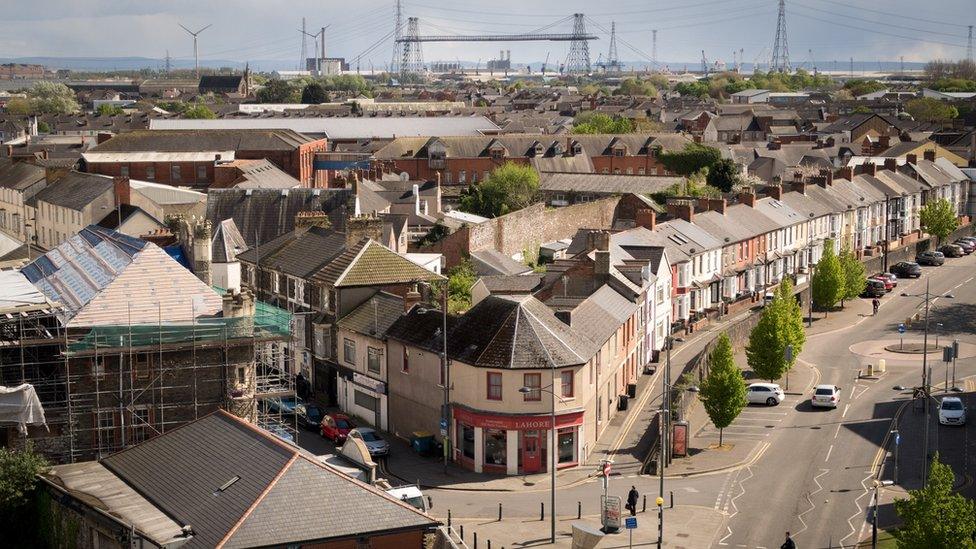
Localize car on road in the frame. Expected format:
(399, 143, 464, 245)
(938, 397, 967, 426)
(320, 413, 355, 443)
(811, 384, 842, 408)
(957, 236, 976, 247)
(347, 427, 390, 457)
(746, 382, 785, 406)
(297, 404, 324, 430)
(870, 274, 894, 292)
(860, 279, 886, 298)
(890, 262, 922, 278)
(938, 244, 964, 258)
(953, 239, 975, 254)
(916, 251, 945, 266)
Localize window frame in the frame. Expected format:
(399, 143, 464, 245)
(487, 371, 503, 401)
(367, 346, 382, 375)
(343, 338, 357, 366)
(523, 373, 542, 401)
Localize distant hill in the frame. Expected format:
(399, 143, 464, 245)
(0, 57, 293, 72)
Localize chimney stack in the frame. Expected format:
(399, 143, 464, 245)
(404, 284, 422, 312)
(883, 158, 898, 172)
(113, 176, 131, 206)
(295, 210, 331, 230)
(635, 208, 657, 230)
(862, 162, 877, 177)
(819, 168, 834, 187)
(594, 250, 611, 276)
(906, 153, 918, 164)
(878, 135, 890, 150)
(790, 180, 806, 194)
(765, 185, 783, 200)
(665, 200, 694, 222)
(923, 149, 936, 162)
(345, 215, 385, 247)
(585, 230, 611, 252)
(835, 166, 854, 181)
(738, 192, 756, 207)
(696, 198, 727, 215)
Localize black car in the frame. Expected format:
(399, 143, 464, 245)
(860, 279, 886, 298)
(298, 404, 324, 430)
(938, 244, 964, 258)
(890, 261, 922, 278)
(953, 239, 975, 254)
(916, 251, 945, 266)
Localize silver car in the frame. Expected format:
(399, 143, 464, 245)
(746, 383, 785, 406)
(348, 427, 390, 457)
(938, 397, 966, 426)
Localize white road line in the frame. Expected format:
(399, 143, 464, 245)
(842, 404, 850, 418)
(825, 444, 834, 462)
(842, 471, 876, 547)
(794, 468, 830, 538)
(718, 527, 733, 546)
(834, 422, 842, 439)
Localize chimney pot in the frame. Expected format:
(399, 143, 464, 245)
(923, 149, 936, 162)
(738, 192, 756, 207)
(883, 158, 898, 172)
(635, 208, 657, 230)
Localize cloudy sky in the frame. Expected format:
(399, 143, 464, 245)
(1, 0, 972, 69)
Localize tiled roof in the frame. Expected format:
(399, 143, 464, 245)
(312, 239, 444, 288)
(336, 291, 404, 338)
(27, 171, 114, 211)
(0, 159, 46, 192)
(236, 226, 347, 278)
(93, 129, 316, 152)
(470, 250, 533, 277)
(206, 188, 354, 247)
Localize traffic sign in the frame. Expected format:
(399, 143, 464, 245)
(603, 461, 612, 477)
(898, 323, 906, 334)
(895, 432, 900, 446)
(625, 517, 638, 529)
(440, 418, 448, 429)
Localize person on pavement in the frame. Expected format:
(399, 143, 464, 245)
(872, 298, 880, 315)
(781, 531, 796, 549)
(626, 486, 639, 516)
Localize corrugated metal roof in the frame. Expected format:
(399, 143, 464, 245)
(150, 116, 500, 139)
(83, 151, 236, 163)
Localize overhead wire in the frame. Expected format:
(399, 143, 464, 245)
(790, 5, 967, 50)
(797, 2, 969, 39)
(805, 0, 971, 29)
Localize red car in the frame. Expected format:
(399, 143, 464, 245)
(320, 413, 355, 443)
(870, 275, 894, 292)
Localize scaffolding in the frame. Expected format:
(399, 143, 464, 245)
(1, 292, 295, 464)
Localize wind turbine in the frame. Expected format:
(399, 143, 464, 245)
(179, 23, 213, 80)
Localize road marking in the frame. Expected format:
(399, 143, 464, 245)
(843, 471, 876, 547)
(718, 527, 732, 546)
(834, 423, 842, 439)
(825, 444, 834, 462)
(794, 468, 830, 538)
(842, 404, 850, 418)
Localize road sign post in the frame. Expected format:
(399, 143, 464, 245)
(952, 340, 959, 389)
(898, 323, 906, 349)
(625, 517, 637, 549)
(892, 429, 900, 483)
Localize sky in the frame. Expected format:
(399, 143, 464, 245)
(0, 0, 973, 69)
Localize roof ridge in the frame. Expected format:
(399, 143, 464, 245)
(216, 453, 299, 549)
(520, 300, 587, 364)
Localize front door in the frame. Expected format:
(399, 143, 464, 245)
(522, 430, 541, 473)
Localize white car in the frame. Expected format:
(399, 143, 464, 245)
(746, 382, 785, 406)
(938, 397, 967, 426)
(812, 384, 841, 408)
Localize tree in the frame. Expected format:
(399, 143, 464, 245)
(301, 81, 330, 104)
(0, 444, 47, 513)
(25, 82, 79, 114)
(706, 158, 740, 192)
(658, 143, 722, 177)
(919, 198, 959, 245)
(745, 295, 788, 382)
(183, 104, 217, 119)
(96, 104, 124, 116)
(36, 121, 50, 133)
(572, 112, 635, 134)
(459, 162, 539, 217)
(905, 98, 959, 122)
(776, 278, 805, 367)
(699, 332, 746, 446)
(811, 241, 845, 314)
(4, 98, 31, 114)
(894, 453, 976, 549)
(441, 259, 477, 314)
(838, 247, 866, 306)
(843, 78, 886, 98)
(257, 79, 298, 103)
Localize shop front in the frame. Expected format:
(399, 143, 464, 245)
(337, 371, 388, 431)
(452, 407, 584, 475)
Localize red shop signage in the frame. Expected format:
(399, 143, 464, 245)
(453, 407, 584, 430)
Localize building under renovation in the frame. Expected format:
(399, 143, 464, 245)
(0, 225, 293, 463)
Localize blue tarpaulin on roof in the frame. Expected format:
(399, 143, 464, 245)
(164, 245, 190, 270)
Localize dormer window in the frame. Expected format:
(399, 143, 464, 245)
(531, 144, 544, 157)
(571, 142, 583, 156)
(611, 145, 626, 157)
(489, 146, 506, 159)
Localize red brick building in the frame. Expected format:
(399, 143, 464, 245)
(82, 129, 327, 188)
(373, 134, 692, 185)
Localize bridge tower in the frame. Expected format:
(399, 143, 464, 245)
(402, 17, 424, 74)
(565, 14, 591, 74)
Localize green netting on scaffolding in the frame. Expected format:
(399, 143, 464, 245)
(66, 289, 292, 353)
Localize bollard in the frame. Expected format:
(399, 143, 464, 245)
(474, 532, 478, 549)
(448, 509, 452, 528)
(488, 540, 492, 549)
(642, 494, 647, 513)
(460, 525, 464, 540)
(498, 503, 502, 521)
(577, 501, 582, 519)
(541, 502, 545, 521)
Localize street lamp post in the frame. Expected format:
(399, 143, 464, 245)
(518, 382, 559, 544)
(872, 480, 894, 548)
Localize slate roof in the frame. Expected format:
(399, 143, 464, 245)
(0, 159, 46, 192)
(211, 218, 247, 263)
(206, 188, 354, 247)
(99, 411, 436, 549)
(236, 226, 347, 278)
(224, 159, 301, 189)
(93, 129, 315, 153)
(478, 274, 544, 294)
(311, 239, 444, 288)
(198, 75, 244, 92)
(569, 284, 638, 347)
(336, 291, 404, 338)
(470, 249, 533, 277)
(539, 173, 683, 195)
(27, 171, 113, 211)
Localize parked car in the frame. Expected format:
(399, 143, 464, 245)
(953, 239, 975, 254)
(348, 427, 390, 458)
(746, 382, 785, 406)
(321, 413, 356, 443)
(870, 275, 894, 292)
(938, 244, 964, 258)
(860, 279, 886, 298)
(890, 262, 922, 278)
(916, 251, 945, 266)
(298, 404, 324, 430)
(938, 396, 967, 426)
(811, 384, 842, 408)
(957, 236, 976, 246)
(267, 396, 305, 415)
(877, 273, 898, 288)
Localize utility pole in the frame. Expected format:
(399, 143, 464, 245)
(607, 22, 619, 73)
(652, 30, 658, 70)
(850, 57, 855, 78)
(968, 25, 974, 62)
(770, 0, 790, 73)
(921, 279, 931, 488)
(164, 50, 171, 73)
(179, 23, 212, 80)
(883, 194, 890, 273)
(391, 0, 404, 74)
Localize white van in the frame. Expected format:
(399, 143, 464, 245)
(386, 485, 432, 514)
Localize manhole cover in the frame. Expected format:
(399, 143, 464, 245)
(811, 426, 822, 430)
(766, 425, 776, 428)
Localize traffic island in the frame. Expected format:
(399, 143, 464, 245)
(883, 342, 942, 354)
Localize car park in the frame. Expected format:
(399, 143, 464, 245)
(347, 427, 390, 457)
(938, 244, 964, 258)
(811, 384, 841, 408)
(916, 251, 945, 266)
(746, 382, 785, 406)
(861, 279, 886, 298)
(890, 262, 922, 278)
(938, 397, 966, 426)
(870, 275, 894, 292)
(953, 239, 975, 254)
(321, 413, 355, 443)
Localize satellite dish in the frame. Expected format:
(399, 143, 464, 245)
(399, 172, 410, 182)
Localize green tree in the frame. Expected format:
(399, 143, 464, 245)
(301, 81, 330, 104)
(706, 158, 740, 192)
(905, 97, 959, 122)
(776, 278, 805, 367)
(257, 79, 298, 103)
(441, 259, 477, 314)
(843, 79, 887, 97)
(4, 98, 31, 114)
(96, 104, 124, 116)
(459, 162, 539, 217)
(811, 240, 845, 314)
(572, 112, 635, 134)
(699, 332, 746, 446)
(183, 104, 216, 119)
(0, 444, 48, 513)
(838, 247, 866, 306)
(919, 198, 960, 245)
(614, 77, 657, 97)
(25, 82, 79, 114)
(894, 453, 976, 549)
(36, 121, 50, 133)
(745, 296, 788, 382)
(658, 143, 722, 176)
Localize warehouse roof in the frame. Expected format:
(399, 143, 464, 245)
(150, 116, 500, 139)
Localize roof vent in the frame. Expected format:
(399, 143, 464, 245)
(280, 189, 289, 197)
(313, 189, 321, 196)
(213, 475, 241, 495)
(245, 189, 253, 196)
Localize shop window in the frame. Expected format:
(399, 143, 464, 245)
(367, 347, 382, 374)
(461, 425, 475, 459)
(487, 372, 503, 401)
(354, 390, 377, 411)
(558, 428, 575, 463)
(561, 370, 574, 398)
(523, 373, 541, 401)
(484, 429, 507, 466)
(343, 338, 356, 365)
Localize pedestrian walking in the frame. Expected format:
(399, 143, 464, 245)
(872, 298, 880, 316)
(781, 531, 796, 549)
(626, 486, 639, 516)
